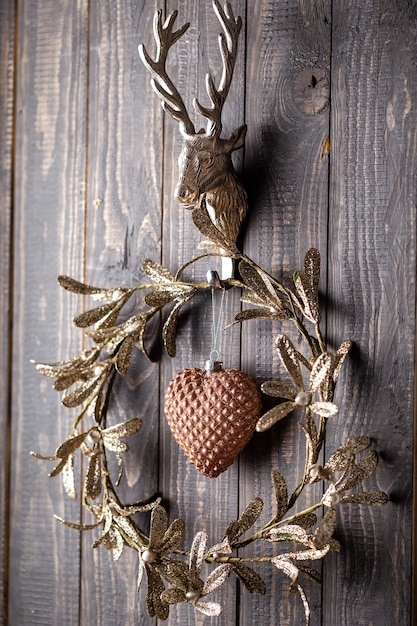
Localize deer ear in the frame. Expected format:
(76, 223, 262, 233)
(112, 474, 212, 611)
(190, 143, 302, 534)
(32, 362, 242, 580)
(226, 124, 247, 151)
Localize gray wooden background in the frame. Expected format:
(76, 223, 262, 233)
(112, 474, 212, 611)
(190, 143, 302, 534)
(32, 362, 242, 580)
(1, 0, 416, 624)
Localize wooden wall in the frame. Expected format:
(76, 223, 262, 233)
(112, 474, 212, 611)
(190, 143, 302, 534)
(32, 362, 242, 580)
(1, 0, 416, 624)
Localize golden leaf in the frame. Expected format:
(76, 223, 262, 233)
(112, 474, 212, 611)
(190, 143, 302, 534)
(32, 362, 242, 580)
(145, 290, 176, 308)
(341, 491, 389, 505)
(145, 566, 169, 619)
(84, 452, 103, 500)
(295, 272, 320, 323)
(162, 290, 196, 357)
(309, 353, 333, 392)
(192, 203, 239, 254)
(275, 335, 304, 389)
(103, 417, 143, 441)
(339, 451, 378, 491)
(141, 259, 175, 283)
(226, 498, 263, 543)
(231, 308, 290, 324)
(55, 431, 89, 458)
(261, 381, 296, 400)
(62, 367, 108, 408)
(73, 302, 117, 328)
(190, 531, 208, 574)
(291, 513, 318, 529)
(160, 518, 185, 554)
(202, 564, 233, 595)
(58, 275, 106, 295)
(239, 260, 282, 310)
(332, 339, 353, 381)
(149, 505, 169, 546)
(313, 507, 337, 549)
(232, 563, 266, 595)
(115, 334, 136, 375)
(62, 454, 76, 499)
(256, 402, 295, 432)
(310, 401, 339, 418)
(271, 470, 288, 522)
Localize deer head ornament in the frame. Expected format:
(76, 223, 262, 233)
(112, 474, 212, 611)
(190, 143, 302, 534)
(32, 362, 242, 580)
(139, 1, 248, 247)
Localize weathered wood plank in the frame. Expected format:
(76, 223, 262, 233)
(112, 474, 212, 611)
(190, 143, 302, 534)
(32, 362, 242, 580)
(327, 1, 417, 624)
(80, 2, 163, 625)
(9, 0, 88, 624)
(158, 1, 246, 624)
(241, 1, 331, 624)
(0, 0, 15, 620)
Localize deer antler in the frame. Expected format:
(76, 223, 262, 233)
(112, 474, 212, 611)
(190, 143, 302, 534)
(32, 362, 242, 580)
(193, 0, 242, 138)
(138, 10, 196, 136)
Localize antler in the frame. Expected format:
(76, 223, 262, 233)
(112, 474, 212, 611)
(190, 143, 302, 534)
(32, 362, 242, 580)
(194, 0, 242, 138)
(138, 10, 196, 136)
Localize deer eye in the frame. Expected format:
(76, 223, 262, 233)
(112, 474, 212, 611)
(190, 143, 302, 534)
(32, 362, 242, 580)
(198, 151, 214, 165)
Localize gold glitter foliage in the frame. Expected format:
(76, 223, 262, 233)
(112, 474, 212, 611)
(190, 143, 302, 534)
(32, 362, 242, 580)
(32, 245, 388, 625)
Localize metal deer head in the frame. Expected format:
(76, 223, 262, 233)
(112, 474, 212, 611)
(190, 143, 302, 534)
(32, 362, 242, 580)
(139, 0, 248, 246)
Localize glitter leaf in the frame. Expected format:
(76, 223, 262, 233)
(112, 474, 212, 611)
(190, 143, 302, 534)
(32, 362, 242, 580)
(232, 563, 266, 594)
(239, 260, 283, 311)
(226, 497, 263, 543)
(340, 450, 378, 491)
(268, 524, 310, 546)
(141, 259, 175, 283)
(313, 507, 337, 549)
(341, 491, 389, 505)
(62, 454, 76, 499)
(84, 452, 102, 500)
(202, 564, 232, 594)
(231, 307, 290, 324)
(324, 436, 371, 471)
(160, 518, 185, 554)
(58, 275, 107, 295)
(145, 565, 169, 619)
(73, 302, 117, 328)
(295, 272, 320, 323)
(162, 290, 196, 357)
(294, 248, 321, 323)
(149, 505, 168, 547)
(194, 600, 223, 617)
(55, 431, 89, 458)
(145, 290, 176, 308)
(116, 334, 138, 375)
(160, 588, 185, 604)
(275, 335, 304, 389)
(309, 353, 333, 392)
(310, 401, 339, 418)
(102, 418, 142, 452)
(256, 402, 295, 432)
(291, 513, 318, 529)
(192, 203, 239, 254)
(271, 470, 288, 522)
(62, 368, 107, 408)
(189, 531, 208, 575)
(333, 340, 353, 382)
(261, 381, 296, 400)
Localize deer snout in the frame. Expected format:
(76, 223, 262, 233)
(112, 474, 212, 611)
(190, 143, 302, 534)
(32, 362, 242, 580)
(174, 182, 197, 208)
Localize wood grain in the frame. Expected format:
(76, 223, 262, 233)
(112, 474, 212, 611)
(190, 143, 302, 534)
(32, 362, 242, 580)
(9, 0, 88, 624)
(2, 0, 416, 625)
(327, 1, 417, 624)
(240, 1, 331, 624)
(0, 0, 15, 620)
(81, 1, 163, 624)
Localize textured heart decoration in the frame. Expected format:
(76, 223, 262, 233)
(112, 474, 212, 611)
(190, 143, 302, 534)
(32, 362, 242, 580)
(165, 363, 262, 477)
